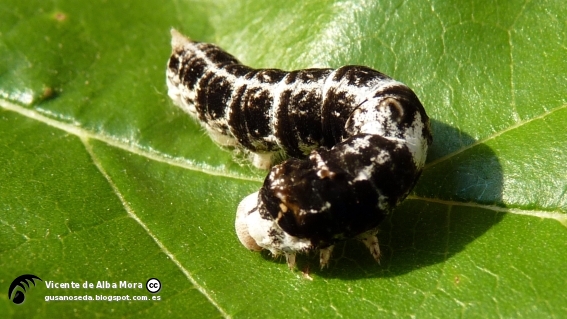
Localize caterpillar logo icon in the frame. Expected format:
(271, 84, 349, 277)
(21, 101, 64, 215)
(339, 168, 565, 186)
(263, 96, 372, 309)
(8, 274, 43, 304)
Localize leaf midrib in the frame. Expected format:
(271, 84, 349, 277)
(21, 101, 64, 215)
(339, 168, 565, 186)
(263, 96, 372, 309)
(1, 97, 564, 222)
(0, 99, 261, 182)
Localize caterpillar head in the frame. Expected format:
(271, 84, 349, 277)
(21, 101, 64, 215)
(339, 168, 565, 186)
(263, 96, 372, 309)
(235, 191, 313, 257)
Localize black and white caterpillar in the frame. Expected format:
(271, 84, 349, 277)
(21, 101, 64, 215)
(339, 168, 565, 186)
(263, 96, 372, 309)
(166, 29, 432, 269)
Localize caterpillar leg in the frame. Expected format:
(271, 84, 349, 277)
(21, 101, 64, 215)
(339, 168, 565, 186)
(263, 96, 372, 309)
(358, 230, 381, 264)
(250, 152, 274, 170)
(319, 245, 334, 269)
(206, 127, 238, 147)
(285, 252, 296, 270)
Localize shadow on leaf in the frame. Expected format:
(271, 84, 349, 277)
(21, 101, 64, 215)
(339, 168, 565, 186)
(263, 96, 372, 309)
(290, 119, 505, 279)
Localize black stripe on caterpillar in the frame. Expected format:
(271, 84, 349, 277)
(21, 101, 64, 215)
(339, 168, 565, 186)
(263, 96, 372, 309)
(166, 29, 432, 269)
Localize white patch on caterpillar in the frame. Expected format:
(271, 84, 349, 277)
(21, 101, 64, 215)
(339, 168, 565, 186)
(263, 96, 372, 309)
(236, 192, 312, 256)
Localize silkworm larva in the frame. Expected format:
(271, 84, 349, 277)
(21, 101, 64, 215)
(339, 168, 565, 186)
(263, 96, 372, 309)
(166, 29, 432, 269)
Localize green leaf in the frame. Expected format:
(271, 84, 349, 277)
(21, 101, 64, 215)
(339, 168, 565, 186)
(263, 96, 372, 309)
(1, 0, 566, 318)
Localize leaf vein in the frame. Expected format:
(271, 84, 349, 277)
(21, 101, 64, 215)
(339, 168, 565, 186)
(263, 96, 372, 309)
(424, 102, 567, 169)
(407, 195, 567, 227)
(81, 137, 232, 318)
(0, 99, 262, 182)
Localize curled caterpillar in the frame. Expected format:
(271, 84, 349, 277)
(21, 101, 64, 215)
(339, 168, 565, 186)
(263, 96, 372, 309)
(166, 29, 432, 269)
